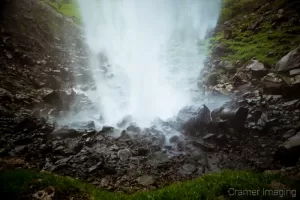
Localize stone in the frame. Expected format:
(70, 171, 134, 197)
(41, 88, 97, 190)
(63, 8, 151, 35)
(126, 124, 141, 133)
(212, 44, 229, 57)
(283, 130, 296, 139)
(181, 105, 211, 135)
(117, 115, 132, 128)
(276, 46, 300, 72)
(289, 69, 300, 76)
(179, 164, 197, 175)
(137, 175, 155, 186)
(275, 132, 300, 166)
(247, 60, 267, 78)
(169, 135, 180, 144)
(118, 149, 132, 161)
(202, 133, 216, 142)
(147, 152, 169, 165)
(0, 88, 14, 101)
(88, 162, 102, 173)
(211, 105, 248, 130)
(282, 100, 299, 108)
(99, 126, 114, 134)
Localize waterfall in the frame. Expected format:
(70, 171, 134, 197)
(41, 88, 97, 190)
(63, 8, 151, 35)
(76, 0, 221, 128)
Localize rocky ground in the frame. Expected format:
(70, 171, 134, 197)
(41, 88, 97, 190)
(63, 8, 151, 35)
(1, 0, 300, 195)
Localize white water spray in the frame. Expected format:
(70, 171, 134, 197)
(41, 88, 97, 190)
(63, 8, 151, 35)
(76, 0, 221, 127)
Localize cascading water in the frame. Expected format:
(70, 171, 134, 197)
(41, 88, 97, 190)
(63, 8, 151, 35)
(76, 0, 221, 128)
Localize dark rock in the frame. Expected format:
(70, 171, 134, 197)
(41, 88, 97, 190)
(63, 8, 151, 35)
(88, 162, 102, 173)
(282, 100, 299, 108)
(50, 127, 81, 139)
(0, 88, 14, 101)
(275, 132, 300, 166)
(276, 46, 300, 72)
(117, 130, 131, 140)
(181, 105, 211, 136)
(202, 133, 216, 143)
(211, 105, 248, 130)
(136, 148, 149, 156)
(283, 130, 296, 139)
(117, 115, 132, 128)
(126, 124, 141, 133)
(169, 135, 180, 144)
(99, 126, 114, 134)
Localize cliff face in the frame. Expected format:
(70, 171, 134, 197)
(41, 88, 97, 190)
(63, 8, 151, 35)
(0, 0, 86, 115)
(201, 0, 300, 95)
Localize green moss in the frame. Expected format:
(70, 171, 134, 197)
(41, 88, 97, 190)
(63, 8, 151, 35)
(1, 169, 298, 200)
(41, 0, 81, 24)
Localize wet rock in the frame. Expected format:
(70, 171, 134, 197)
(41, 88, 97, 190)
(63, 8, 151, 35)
(247, 60, 267, 78)
(276, 46, 300, 72)
(179, 164, 197, 175)
(202, 133, 216, 143)
(126, 124, 141, 133)
(283, 130, 296, 139)
(88, 162, 103, 173)
(261, 73, 286, 95)
(275, 132, 300, 166)
(71, 121, 95, 129)
(117, 130, 131, 140)
(211, 105, 248, 130)
(181, 105, 211, 136)
(147, 152, 169, 165)
(117, 115, 132, 128)
(50, 127, 80, 139)
(0, 88, 14, 102)
(118, 149, 132, 161)
(99, 126, 114, 134)
(282, 100, 300, 108)
(137, 175, 155, 186)
(169, 135, 180, 144)
(136, 148, 149, 156)
(290, 69, 300, 76)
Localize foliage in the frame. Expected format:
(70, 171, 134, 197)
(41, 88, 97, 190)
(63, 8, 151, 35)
(211, 0, 300, 66)
(41, 0, 81, 24)
(1, 169, 298, 200)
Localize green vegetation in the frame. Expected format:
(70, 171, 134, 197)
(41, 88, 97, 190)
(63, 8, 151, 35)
(1, 169, 298, 200)
(41, 0, 81, 24)
(211, 0, 300, 66)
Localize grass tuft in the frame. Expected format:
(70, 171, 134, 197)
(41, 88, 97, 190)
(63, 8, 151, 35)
(1, 169, 298, 200)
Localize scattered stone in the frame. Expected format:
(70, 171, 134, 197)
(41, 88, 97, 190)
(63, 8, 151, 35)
(181, 105, 211, 136)
(283, 130, 296, 139)
(290, 69, 300, 76)
(117, 115, 132, 128)
(179, 164, 197, 175)
(275, 132, 300, 166)
(169, 135, 180, 143)
(247, 60, 267, 78)
(137, 175, 155, 186)
(276, 46, 300, 72)
(118, 149, 132, 161)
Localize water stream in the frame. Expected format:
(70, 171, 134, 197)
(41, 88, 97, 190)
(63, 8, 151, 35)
(75, 0, 221, 128)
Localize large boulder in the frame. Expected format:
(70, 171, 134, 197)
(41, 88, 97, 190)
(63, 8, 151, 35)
(275, 132, 300, 166)
(178, 105, 211, 136)
(276, 46, 300, 72)
(211, 105, 248, 130)
(246, 60, 268, 78)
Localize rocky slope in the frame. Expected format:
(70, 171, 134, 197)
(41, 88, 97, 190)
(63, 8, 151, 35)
(1, 0, 300, 196)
